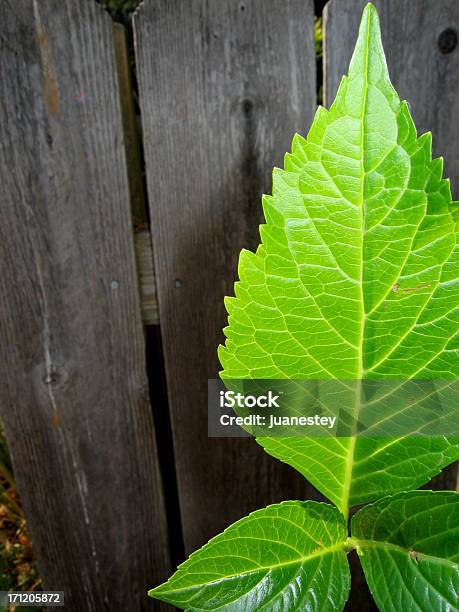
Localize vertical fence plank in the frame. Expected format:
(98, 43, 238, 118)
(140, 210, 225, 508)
(0, 1, 170, 609)
(135, 0, 316, 553)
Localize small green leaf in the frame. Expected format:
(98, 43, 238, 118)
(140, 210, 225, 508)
(149, 501, 350, 610)
(352, 490, 459, 611)
(219, 2, 459, 516)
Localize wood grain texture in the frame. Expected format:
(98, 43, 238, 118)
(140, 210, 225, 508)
(135, 0, 317, 553)
(0, 1, 170, 609)
(134, 229, 160, 325)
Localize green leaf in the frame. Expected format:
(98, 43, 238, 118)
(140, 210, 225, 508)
(352, 490, 459, 611)
(218, 2, 459, 516)
(150, 501, 350, 610)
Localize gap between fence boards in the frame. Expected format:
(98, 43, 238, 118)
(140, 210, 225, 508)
(112, 20, 186, 570)
(113, 22, 159, 326)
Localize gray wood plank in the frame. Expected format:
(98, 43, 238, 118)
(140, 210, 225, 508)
(0, 1, 170, 609)
(135, 0, 316, 553)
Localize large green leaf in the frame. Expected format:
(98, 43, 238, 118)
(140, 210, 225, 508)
(150, 501, 350, 610)
(218, 3, 459, 516)
(352, 490, 459, 611)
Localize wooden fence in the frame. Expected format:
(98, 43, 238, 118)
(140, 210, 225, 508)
(0, 0, 458, 609)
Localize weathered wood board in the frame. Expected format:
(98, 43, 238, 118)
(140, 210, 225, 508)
(135, 0, 317, 553)
(0, 1, 169, 609)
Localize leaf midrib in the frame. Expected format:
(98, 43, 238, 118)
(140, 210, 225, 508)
(353, 538, 459, 570)
(341, 5, 372, 520)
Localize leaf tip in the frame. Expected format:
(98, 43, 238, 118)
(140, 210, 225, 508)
(148, 582, 176, 606)
(363, 2, 377, 15)
(348, 1, 388, 86)
(148, 585, 164, 599)
(360, 2, 380, 31)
